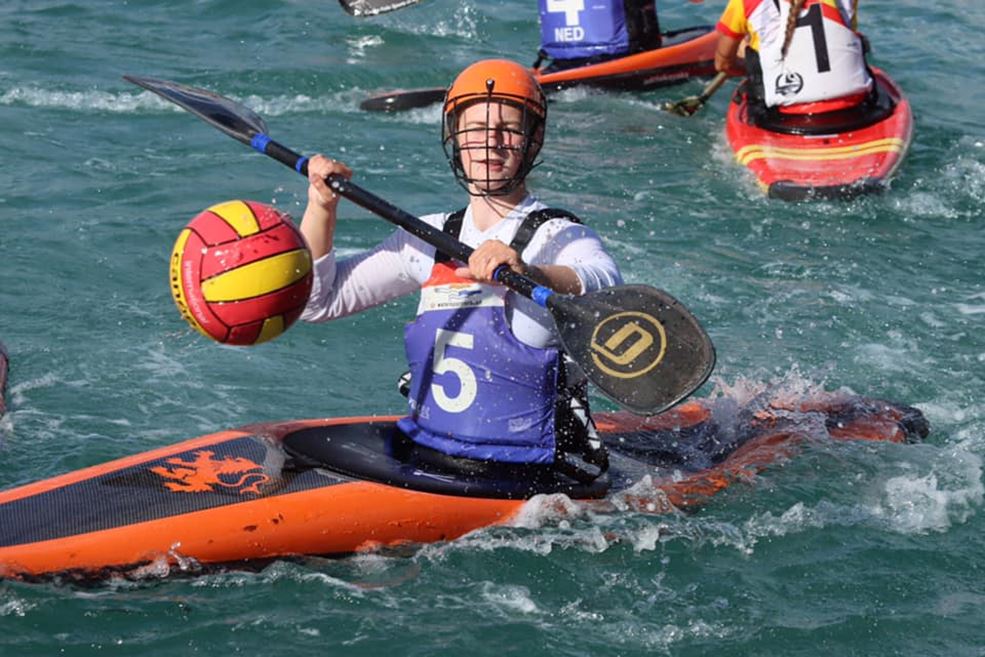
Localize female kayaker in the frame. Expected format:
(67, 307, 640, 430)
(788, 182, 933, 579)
(299, 59, 622, 482)
(537, 0, 662, 71)
(714, 0, 872, 111)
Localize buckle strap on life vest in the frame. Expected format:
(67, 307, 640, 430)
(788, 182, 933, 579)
(436, 207, 583, 263)
(508, 207, 582, 254)
(553, 355, 609, 483)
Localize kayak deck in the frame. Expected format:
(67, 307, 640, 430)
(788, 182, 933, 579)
(0, 392, 927, 579)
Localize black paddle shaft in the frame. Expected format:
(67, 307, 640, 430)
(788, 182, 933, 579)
(124, 75, 715, 414)
(258, 138, 542, 299)
(252, 136, 712, 414)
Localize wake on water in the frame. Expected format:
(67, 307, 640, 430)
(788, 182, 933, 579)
(503, 369, 985, 557)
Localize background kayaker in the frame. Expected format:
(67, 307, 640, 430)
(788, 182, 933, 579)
(299, 58, 623, 483)
(714, 0, 872, 111)
(536, 0, 662, 71)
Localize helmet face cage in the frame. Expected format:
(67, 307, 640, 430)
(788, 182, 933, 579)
(442, 89, 546, 197)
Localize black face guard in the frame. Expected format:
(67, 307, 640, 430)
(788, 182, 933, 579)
(442, 95, 545, 197)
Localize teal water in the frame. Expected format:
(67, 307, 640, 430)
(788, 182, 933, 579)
(1, 0, 983, 654)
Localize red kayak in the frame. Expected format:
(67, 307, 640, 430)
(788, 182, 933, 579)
(725, 68, 913, 200)
(0, 390, 926, 580)
(360, 25, 717, 112)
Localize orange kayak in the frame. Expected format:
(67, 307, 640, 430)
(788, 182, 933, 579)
(360, 25, 717, 112)
(0, 392, 927, 580)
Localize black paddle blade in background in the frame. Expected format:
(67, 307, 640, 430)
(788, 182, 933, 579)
(359, 87, 446, 112)
(549, 286, 715, 415)
(339, 0, 422, 16)
(124, 75, 267, 145)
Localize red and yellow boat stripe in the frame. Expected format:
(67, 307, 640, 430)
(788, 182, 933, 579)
(735, 137, 907, 166)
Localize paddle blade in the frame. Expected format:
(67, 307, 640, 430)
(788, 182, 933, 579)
(663, 96, 704, 117)
(124, 75, 267, 146)
(340, 0, 421, 16)
(663, 72, 728, 117)
(360, 87, 447, 112)
(549, 286, 715, 415)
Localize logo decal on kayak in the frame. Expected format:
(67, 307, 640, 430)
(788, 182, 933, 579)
(774, 72, 804, 97)
(590, 311, 667, 379)
(150, 450, 269, 495)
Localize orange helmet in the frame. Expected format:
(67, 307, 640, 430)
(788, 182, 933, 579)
(443, 59, 547, 119)
(442, 59, 547, 196)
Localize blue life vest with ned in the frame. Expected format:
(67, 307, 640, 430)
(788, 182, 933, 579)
(397, 209, 582, 465)
(539, 0, 630, 60)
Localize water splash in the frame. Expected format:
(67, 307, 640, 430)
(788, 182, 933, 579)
(0, 85, 370, 116)
(879, 446, 984, 533)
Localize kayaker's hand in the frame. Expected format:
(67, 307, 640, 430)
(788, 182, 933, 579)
(307, 154, 353, 211)
(300, 155, 352, 259)
(715, 34, 744, 76)
(456, 240, 525, 283)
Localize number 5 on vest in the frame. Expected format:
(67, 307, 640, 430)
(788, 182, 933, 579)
(432, 329, 478, 413)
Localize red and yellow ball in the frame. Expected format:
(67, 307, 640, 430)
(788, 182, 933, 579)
(170, 200, 313, 345)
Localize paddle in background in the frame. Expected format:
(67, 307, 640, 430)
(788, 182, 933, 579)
(360, 86, 447, 113)
(170, 200, 314, 346)
(664, 71, 728, 116)
(124, 75, 715, 416)
(339, 0, 421, 16)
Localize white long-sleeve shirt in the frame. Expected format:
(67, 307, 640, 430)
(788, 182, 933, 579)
(301, 195, 623, 349)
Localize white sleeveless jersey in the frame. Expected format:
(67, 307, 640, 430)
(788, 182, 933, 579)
(753, 0, 872, 107)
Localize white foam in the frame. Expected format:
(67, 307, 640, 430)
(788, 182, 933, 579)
(550, 86, 595, 105)
(0, 86, 369, 116)
(955, 303, 985, 315)
(600, 618, 735, 651)
(387, 103, 442, 126)
(892, 191, 959, 220)
(742, 444, 984, 540)
(0, 597, 34, 617)
(377, 0, 480, 39)
(479, 582, 539, 615)
(879, 447, 984, 533)
(414, 497, 612, 559)
(745, 501, 832, 540)
(1, 87, 164, 112)
(510, 492, 585, 529)
(345, 34, 385, 63)
(239, 91, 366, 116)
(853, 342, 913, 373)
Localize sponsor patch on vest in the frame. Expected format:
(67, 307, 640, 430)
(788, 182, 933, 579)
(419, 284, 504, 312)
(774, 71, 805, 97)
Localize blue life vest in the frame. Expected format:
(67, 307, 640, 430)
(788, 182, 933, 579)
(396, 208, 583, 465)
(539, 0, 630, 60)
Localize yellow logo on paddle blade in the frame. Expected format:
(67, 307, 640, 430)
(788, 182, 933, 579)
(590, 312, 667, 379)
